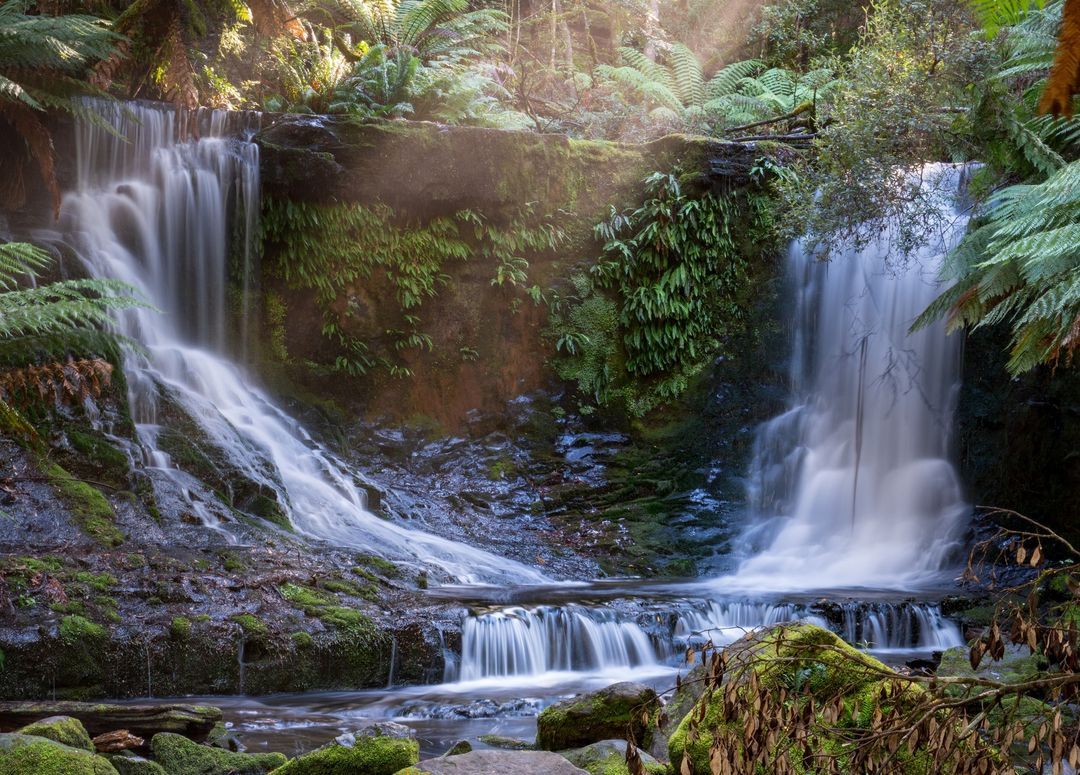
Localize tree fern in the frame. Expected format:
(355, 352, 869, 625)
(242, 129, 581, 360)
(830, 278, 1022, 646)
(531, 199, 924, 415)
(0, 242, 147, 367)
(0, 0, 118, 212)
(916, 161, 1080, 373)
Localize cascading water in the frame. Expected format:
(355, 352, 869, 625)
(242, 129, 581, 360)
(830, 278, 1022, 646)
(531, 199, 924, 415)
(730, 163, 973, 590)
(47, 101, 545, 584)
(457, 606, 658, 681)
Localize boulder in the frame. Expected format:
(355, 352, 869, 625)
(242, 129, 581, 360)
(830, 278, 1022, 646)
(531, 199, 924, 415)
(667, 623, 996, 774)
(0, 702, 222, 742)
(17, 714, 94, 751)
(559, 740, 666, 775)
(536, 682, 659, 752)
(268, 723, 419, 775)
(442, 740, 472, 756)
(108, 751, 168, 775)
(0, 731, 119, 774)
(475, 735, 532, 750)
(398, 749, 588, 774)
(149, 732, 286, 775)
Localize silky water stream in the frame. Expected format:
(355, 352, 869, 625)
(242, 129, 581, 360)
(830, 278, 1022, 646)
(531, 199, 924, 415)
(46, 105, 973, 757)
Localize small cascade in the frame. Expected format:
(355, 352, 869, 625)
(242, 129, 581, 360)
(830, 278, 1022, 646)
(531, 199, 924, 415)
(458, 606, 658, 680)
(456, 599, 962, 681)
(672, 601, 828, 648)
(836, 603, 963, 651)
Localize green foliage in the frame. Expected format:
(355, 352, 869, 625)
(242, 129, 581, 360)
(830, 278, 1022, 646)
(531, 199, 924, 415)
(0, 242, 146, 368)
(550, 172, 761, 416)
(595, 44, 836, 136)
(0, 0, 118, 209)
(261, 199, 561, 377)
(915, 160, 1080, 373)
(779, 0, 989, 254)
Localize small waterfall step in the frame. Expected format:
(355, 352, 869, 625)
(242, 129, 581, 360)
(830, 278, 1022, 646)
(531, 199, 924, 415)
(452, 598, 964, 681)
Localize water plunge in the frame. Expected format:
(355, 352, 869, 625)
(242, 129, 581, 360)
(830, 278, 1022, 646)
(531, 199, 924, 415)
(50, 101, 545, 584)
(731, 164, 972, 590)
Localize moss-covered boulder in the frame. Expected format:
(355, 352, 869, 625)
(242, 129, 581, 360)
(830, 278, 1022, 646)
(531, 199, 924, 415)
(536, 682, 659, 752)
(109, 752, 169, 775)
(0, 732, 118, 774)
(559, 740, 666, 775)
(149, 733, 286, 775)
(17, 715, 94, 751)
(667, 623, 990, 774)
(269, 724, 419, 775)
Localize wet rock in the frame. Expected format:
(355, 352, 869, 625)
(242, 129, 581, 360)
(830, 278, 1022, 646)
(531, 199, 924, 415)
(17, 714, 94, 751)
(93, 730, 145, 753)
(536, 681, 659, 752)
(560, 740, 666, 775)
(475, 734, 533, 750)
(0, 702, 222, 742)
(109, 751, 168, 775)
(442, 740, 472, 756)
(270, 723, 419, 775)
(650, 664, 706, 760)
(937, 643, 1047, 685)
(203, 722, 241, 752)
(149, 732, 286, 775)
(401, 749, 588, 774)
(0, 732, 119, 774)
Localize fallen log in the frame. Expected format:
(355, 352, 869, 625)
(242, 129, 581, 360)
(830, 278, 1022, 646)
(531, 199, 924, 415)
(0, 701, 221, 742)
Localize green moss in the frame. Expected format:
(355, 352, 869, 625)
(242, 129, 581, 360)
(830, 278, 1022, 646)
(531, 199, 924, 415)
(230, 614, 268, 639)
(10, 556, 64, 573)
(39, 460, 123, 546)
(279, 583, 334, 609)
(269, 736, 419, 775)
(0, 733, 118, 774)
(67, 430, 129, 481)
(75, 572, 118, 592)
(667, 625, 947, 775)
(291, 631, 314, 649)
(317, 606, 373, 633)
(149, 732, 286, 775)
(59, 615, 106, 643)
(51, 601, 86, 615)
(109, 754, 167, 775)
(192, 614, 211, 623)
(17, 716, 93, 752)
(170, 617, 192, 640)
(355, 555, 399, 577)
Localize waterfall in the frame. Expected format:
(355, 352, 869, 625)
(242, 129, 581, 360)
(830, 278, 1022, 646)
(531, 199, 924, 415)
(730, 163, 972, 590)
(458, 606, 659, 680)
(453, 600, 959, 681)
(45, 101, 545, 584)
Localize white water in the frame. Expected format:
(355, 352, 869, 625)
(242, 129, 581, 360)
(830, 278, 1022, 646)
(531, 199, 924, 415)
(49, 101, 545, 584)
(727, 164, 972, 591)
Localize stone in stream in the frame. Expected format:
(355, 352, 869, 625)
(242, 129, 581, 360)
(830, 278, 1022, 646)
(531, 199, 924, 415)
(0, 731, 119, 774)
(442, 740, 472, 756)
(268, 722, 419, 775)
(559, 739, 667, 775)
(16, 714, 95, 751)
(149, 732, 286, 775)
(0, 701, 222, 742)
(397, 749, 588, 774)
(535, 681, 660, 752)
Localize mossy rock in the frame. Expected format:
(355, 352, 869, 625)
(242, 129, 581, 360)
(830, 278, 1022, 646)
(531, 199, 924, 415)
(937, 643, 1046, 688)
(270, 729, 419, 775)
(17, 715, 94, 752)
(559, 740, 666, 775)
(109, 752, 169, 775)
(667, 624, 982, 775)
(0, 732, 118, 774)
(537, 682, 659, 752)
(149, 733, 286, 775)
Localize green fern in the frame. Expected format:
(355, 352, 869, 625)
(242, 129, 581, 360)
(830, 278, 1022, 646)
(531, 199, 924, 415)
(0, 242, 147, 366)
(916, 161, 1080, 374)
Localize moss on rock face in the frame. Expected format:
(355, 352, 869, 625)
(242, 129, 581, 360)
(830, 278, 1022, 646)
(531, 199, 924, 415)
(17, 715, 94, 751)
(149, 733, 286, 775)
(109, 753, 168, 775)
(560, 740, 666, 775)
(536, 682, 660, 752)
(38, 458, 124, 546)
(0, 732, 118, 775)
(270, 733, 419, 775)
